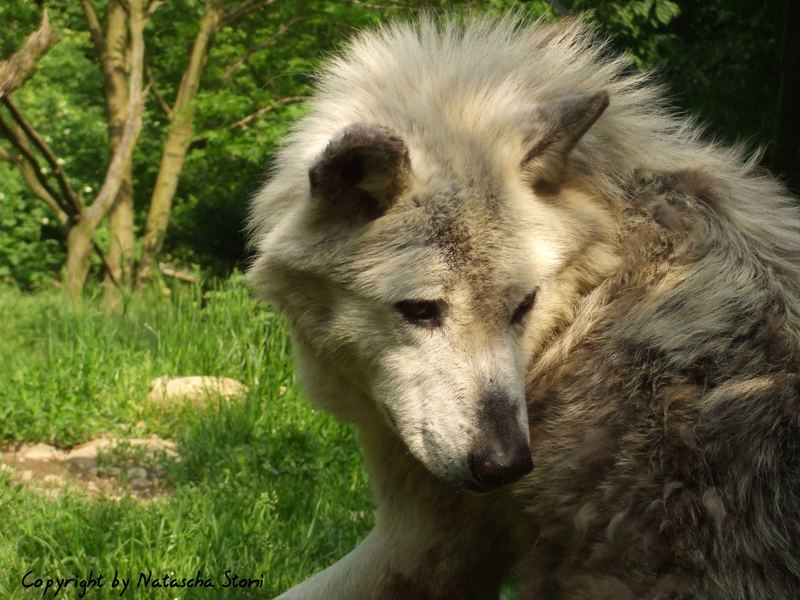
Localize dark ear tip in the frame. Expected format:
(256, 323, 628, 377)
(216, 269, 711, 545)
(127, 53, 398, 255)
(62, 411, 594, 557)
(520, 89, 611, 179)
(562, 89, 609, 138)
(593, 90, 610, 112)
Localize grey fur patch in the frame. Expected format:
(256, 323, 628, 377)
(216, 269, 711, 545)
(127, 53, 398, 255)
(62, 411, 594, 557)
(670, 169, 720, 207)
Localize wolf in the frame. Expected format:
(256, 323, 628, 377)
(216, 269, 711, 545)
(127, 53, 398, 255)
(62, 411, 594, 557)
(247, 13, 800, 599)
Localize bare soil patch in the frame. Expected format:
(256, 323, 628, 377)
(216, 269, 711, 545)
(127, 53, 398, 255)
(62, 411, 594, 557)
(1, 435, 179, 500)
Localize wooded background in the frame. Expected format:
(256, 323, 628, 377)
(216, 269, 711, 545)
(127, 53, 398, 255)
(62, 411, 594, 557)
(1, 0, 797, 304)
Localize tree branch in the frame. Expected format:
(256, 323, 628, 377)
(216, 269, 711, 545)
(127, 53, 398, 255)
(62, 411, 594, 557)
(0, 8, 58, 99)
(230, 95, 306, 130)
(2, 96, 83, 213)
(158, 262, 199, 283)
(222, 17, 306, 82)
(0, 113, 72, 218)
(113, 0, 132, 17)
(80, 0, 106, 63)
(191, 95, 306, 144)
(147, 0, 166, 16)
(222, 0, 277, 26)
(147, 65, 173, 118)
(340, 0, 429, 10)
(0, 142, 68, 224)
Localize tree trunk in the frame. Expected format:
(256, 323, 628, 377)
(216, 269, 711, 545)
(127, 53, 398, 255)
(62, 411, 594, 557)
(101, 0, 135, 308)
(105, 171, 134, 299)
(64, 218, 95, 296)
(64, 0, 147, 300)
(136, 0, 224, 288)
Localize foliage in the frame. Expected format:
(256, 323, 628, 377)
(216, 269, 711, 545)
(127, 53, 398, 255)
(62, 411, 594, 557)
(566, 0, 783, 149)
(0, 0, 791, 289)
(0, 2, 42, 57)
(0, 162, 64, 289)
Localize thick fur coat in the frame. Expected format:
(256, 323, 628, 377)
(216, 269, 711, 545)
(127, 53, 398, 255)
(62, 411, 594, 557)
(248, 14, 800, 599)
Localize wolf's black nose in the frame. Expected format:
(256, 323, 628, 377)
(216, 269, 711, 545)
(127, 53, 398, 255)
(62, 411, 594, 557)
(468, 388, 533, 492)
(468, 438, 533, 491)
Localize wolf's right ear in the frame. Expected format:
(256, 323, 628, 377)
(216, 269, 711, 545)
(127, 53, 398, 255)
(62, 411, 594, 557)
(520, 91, 609, 193)
(308, 124, 411, 221)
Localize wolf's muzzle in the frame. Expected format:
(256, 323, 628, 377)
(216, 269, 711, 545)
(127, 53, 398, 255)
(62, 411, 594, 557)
(467, 389, 533, 492)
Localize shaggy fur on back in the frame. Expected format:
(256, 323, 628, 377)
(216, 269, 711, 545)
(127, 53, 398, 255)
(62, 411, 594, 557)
(249, 13, 800, 599)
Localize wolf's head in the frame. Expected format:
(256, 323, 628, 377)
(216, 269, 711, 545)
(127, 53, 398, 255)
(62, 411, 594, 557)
(249, 90, 619, 492)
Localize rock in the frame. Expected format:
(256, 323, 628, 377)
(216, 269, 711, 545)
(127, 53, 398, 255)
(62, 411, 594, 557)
(130, 477, 153, 491)
(66, 438, 113, 459)
(42, 474, 63, 487)
(127, 467, 148, 480)
(128, 435, 178, 457)
(18, 443, 65, 462)
(148, 376, 248, 407)
(63, 437, 114, 472)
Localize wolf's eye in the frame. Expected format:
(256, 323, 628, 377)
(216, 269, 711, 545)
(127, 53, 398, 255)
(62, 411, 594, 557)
(395, 300, 442, 327)
(511, 290, 537, 325)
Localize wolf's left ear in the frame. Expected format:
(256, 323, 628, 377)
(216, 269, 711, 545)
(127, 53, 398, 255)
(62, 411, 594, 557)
(309, 123, 411, 221)
(521, 91, 609, 192)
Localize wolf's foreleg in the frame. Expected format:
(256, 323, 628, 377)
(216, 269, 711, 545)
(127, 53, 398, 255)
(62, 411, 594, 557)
(274, 422, 515, 600)
(275, 511, 510, 599)
(274, 524, 434, 600)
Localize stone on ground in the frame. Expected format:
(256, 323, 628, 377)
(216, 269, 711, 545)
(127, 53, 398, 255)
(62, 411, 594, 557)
(147, 376, 248, 407)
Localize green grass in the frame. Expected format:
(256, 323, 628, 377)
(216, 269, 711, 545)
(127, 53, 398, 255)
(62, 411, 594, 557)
(0, 276, 373, 598)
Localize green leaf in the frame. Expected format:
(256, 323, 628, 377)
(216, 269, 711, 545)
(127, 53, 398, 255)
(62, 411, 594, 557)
(654, 1, 681, 25)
